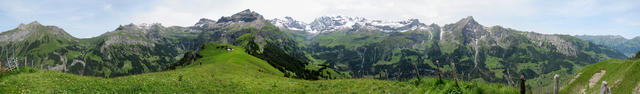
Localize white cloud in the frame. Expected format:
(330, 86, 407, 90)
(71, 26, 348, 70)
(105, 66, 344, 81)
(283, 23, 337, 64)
(131, 0, 540, 26)
(614, 16, 640, 26)
(103, 4, 112, 11)
(131, 0, 240, 26)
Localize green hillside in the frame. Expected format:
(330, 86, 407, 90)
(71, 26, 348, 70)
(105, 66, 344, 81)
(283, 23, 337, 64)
(295, 17, 626, 93)
(575, 35, 640, 57)
(0, 43, 518, 93)
(0, 22, 196, 78)
(560, 59, 640, 93)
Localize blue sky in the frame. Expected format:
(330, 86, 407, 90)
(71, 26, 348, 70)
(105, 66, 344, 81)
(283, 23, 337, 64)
(1, 0, 639, 38)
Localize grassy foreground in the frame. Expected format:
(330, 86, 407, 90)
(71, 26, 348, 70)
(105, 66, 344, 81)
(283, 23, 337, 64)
(561, 59, 640, 94)
(0, 43, 518, 93)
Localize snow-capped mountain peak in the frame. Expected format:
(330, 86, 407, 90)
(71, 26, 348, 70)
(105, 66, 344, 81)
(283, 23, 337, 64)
(308, 16, 367, 33)
(269, 16, 430, 33)
(269, 16, 311, 31)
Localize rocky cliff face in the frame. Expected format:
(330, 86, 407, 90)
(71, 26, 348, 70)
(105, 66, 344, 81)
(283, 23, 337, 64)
(195, 18, 216, 27)
(218, 9, 265, 23)
(0, 21, 74, 43)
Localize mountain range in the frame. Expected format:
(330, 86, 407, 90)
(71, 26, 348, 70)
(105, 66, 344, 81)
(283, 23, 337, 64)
(270, 16, 429, 33)
(0, 9, 328, 79)
(269, 15, 627, 92)
(575, 35, 640, 57)
(0, 9, 630, 93)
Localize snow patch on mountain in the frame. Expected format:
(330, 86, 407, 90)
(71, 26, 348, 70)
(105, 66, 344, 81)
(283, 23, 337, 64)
(269, 17, 311, 32)
(269, 16, 430, 33)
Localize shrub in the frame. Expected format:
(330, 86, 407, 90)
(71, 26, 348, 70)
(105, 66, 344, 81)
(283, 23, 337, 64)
(631, 51, 640, 60)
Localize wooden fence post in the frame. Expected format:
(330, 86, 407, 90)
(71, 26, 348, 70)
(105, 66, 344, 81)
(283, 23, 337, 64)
(397, 68, 401, 80)
(14, 57, 18, 70)
(385, 69, 388, 80)
(412, 62, 421, 81)
(379, 71, 382, 79)
(387, 70, 390, 80)
(436, 60, 443, 83)
(1, 61, 4, 73)
(451, 62, 459, 88)
(601, 81, 611, 94)
(554, 74, 559, 94)
(520, 75, 526, 94)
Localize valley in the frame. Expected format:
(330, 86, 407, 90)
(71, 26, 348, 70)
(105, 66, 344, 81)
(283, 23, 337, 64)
(0, 9, 638, 93)
(0, 43, 518, 93)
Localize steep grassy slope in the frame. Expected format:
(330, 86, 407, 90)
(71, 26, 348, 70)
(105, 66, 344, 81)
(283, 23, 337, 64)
(560, 59, 640, 94)
(0, 43, 518, 93)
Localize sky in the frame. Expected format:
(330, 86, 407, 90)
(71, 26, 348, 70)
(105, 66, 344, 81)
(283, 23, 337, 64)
(0, 0, 639, 38)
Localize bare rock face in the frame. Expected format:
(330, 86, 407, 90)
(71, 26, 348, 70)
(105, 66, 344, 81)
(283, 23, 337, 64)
(526, 33, 578, 56)
(0, 21, 73, 43)
(196, 9, 268, 31)
(100, 23, 160, 53)
(0, 27, 30, 42)
(217, 9, 265, 23)
(195, 18, 216, 27)
(443, 16, 489, 45)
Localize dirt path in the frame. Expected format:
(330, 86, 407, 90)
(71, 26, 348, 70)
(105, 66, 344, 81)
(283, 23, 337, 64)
(634, 82, 640, 94)
(588, 70, 606, 87)
(569, 72, 582, 84)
